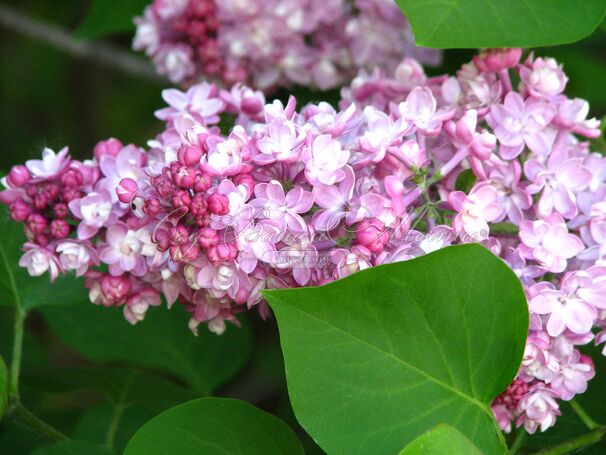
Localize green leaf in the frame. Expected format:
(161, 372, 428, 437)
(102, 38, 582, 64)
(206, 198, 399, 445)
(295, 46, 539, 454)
(264, 244, 528, 455)
(398, 424, 482, 455)
(74, 0, 149, 40)
(0, 207, 88, 311)
(124, 398, 304, 455)
(31, 440, 115, 455)
(454, 169, 476, 193)
(40, 303, 251, 395)
(0, 356, 7, 419)
(395, 1, 606, 48)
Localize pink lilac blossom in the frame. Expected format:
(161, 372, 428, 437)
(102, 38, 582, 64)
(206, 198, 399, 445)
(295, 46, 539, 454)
(133, 0, 441, 89)
(2, 49, 606, 437)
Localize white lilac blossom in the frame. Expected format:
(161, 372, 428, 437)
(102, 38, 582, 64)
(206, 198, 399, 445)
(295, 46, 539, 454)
(132, 0, 441, 89)
(2, 49, 606, 436)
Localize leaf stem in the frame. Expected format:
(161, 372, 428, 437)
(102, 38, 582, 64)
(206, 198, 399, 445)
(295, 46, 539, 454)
(532, 426, 606, 455)
(10, 401, 68, 442)
(508, 429, 526, 454)
(105, 371, 136, 448)
(9, 308, 25, 398)
(570, 399, 600, 430)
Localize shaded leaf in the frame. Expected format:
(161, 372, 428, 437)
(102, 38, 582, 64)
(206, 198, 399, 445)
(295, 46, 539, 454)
(395, 1, 606, 48)
(75, 0, 149, 40)
(0, 356, 7, 419)
(31, 440, 115, 455)
(40, 303, 251, 394)
(265, 244, 528, 454)
(124, 397, 304, 455)
(398, 423, 482, 455)
(0, 207, 88, 311)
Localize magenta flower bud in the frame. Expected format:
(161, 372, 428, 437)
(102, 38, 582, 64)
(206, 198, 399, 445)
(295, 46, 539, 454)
(207, 241, 237, 263)
(53, 203, 69, 219)
(117, 178, 139, 204)
(43, 184, 60, 201)
(27, 213, 48, 234)
(143, 197, 161, 216)
(207, 193, 229, 215)
(7, 165, 31, 187)
(193, 172, 212, 193)
(190, 193, 208, 216)
(473, 48, 522, 73)
(355, 219, 389, 253)
(60, 168, 84, 188)
(101, 274, 131, 306)
(195, 213, 210, 227)
(168, 225, 190, 245)
(172, 165, 196, 189)
(170, 241, 199, 263)
(34, 233, 50, 247)
(33, 193, 49, 210)
(50, 219, 70, 239)
(171, 189, 191, 209)
(233, 173, 254, 196)
(151, 174, 174, 198)
(62, 188, 82, 203)
(153, 228, 170, 252)
(197, 227, 218, 249)
(10, 200, 30, 222)
(93, 138, 123, 161)
(177, 145, 203, 166)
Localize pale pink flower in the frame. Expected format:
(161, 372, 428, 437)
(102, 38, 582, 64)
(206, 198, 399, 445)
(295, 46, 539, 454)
(449, 183, 502, 240)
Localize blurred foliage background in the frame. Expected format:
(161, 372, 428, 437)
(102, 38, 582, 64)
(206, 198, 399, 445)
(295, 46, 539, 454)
(0, 1, 605, 454)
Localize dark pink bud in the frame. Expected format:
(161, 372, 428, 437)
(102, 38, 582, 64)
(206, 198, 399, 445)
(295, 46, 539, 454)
(44, 184, 60, 201)
(10, 200, 30, 222)
(177, 145, 203, 166)
(34, 233, 50, 247)
(473, 48, 522, 73)
(151, 174, 174, 198)
(168, 225, 190, 245)
(27, 213, 48, 234)
(117, 178, 139, 204)
(143, 197, 161, 216)
(207, 193, 229, 215)
(171, 189, 191, 210)
(100, 274, 131, 306)
(207, 241, 237, 263)
(62, 188, 82, 202)
(53, 203, 69, 218)
(33, 193, 49, 210)
(94, 138, 123, 161)
(355, 219, 389, 254)
(172, 165, 196, 189)
(153, 228, 170, 252)
(194, 213, 210, 227)
(170, 241, 199, 263)
(7, 165, 31, 187)
(26, 186, 38, 198)
(197, 227, 218, 249)
(190, 193, 207, 216)
(60, 169, 84, 188)
(50, 219, 70, 239)
(193, 172, 212, 193)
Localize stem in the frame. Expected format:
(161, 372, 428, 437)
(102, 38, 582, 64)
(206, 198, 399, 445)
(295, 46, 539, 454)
(570, 399, 600, 430)
(10, 401, 68, 442)
(0, 4, 163, 83)
(105, 371, 136, 448)
(532, 426, 606, 455)
(10, 308, 25, 398)
(509, 429, 526, 454)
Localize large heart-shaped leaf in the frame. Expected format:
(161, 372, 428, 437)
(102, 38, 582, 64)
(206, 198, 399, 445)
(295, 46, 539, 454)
(264, 244, 528, 454)
(398, 424, 482, 455)
(124, 398, 304, 455)
(395, 0, 606, 48)
(40, 304, 251, 395)
(0, 207, 88, 311)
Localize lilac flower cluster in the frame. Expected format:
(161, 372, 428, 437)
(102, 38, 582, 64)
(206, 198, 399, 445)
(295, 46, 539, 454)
(133, 0, 441, 89)
(2, 49, 605, 435)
